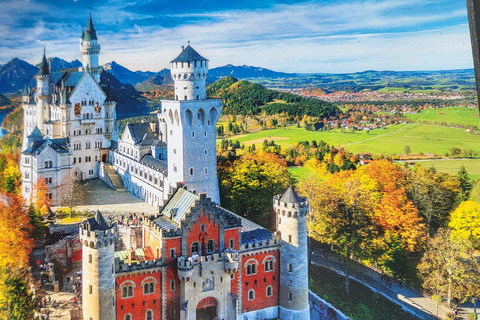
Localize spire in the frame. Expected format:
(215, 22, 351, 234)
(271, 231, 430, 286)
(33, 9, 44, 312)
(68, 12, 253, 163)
(80, 28, 85, 40)
(105, 80, 115, 102)
(38, 48, 50, 76)
(22, 83, 28, 95)
(170, 44, 208, 63)
(280, 185, 302, 203)
(84, 13, 98, 41)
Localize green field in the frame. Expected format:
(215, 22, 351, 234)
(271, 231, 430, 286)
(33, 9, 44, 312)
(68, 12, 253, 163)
(397, 159, 480, 181)
(219, 123, 480, 157)
(288, 166, 313, 181)
(404, 107, 480, 127)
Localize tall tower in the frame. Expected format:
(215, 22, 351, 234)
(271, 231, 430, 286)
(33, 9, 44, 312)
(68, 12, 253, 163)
(162, 44, 222, 203)
(35, 49, 51, 133)
(80, 211, 117, 320)
(80, 13, 101, 82)
(274, 186, 310, 320)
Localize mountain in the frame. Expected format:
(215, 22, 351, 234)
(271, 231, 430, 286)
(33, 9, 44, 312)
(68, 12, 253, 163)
(208, 64, 293, 82)
(0, 58, 39, 94)
(43, 57, 82, 73)
(103, 61, 158, 86)
(0, 93, 10, 108)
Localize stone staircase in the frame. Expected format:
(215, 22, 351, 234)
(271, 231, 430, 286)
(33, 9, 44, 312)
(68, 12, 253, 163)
(102, 163, 126, 191)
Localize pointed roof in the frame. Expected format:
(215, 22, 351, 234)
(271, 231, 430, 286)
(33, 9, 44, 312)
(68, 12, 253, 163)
(27, 126, 43, 140)
(105, 80, 115, 102)
(38, 48, 50, 76)
(84, 210, 112, 231)
(84, 13, 98, 41)
(280, 185, 302, 203)
(80, 29, 85, 39)
(170, 45, 208, 63)
(22, 83, 28, 95)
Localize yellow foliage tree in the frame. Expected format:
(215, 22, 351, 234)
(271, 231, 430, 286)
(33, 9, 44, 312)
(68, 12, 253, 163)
(449, 200, 480, 249)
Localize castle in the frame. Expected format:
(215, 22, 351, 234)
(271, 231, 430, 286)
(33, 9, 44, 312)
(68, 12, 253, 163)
(21, 15, 311, 320)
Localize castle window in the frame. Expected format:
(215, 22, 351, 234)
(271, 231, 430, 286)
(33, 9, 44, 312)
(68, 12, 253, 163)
(204, 131, 207, 137)
(170, 280, 176, 291)
(246, 261, 257, 275)
(25, 172, 30, 179)
(124, 314, 132, 320)
(143, 282, 155, 295)
(278, 218, 281, 224)
(288, 235, 292, 243)
(204, 168, 208, 174)
(229, 238, 234, 249)
(248, 289, 255, 300)
(197, 95, 199, 100)
(204, 149, 207, 155)
(288, 292, 293, 301)
(266, 285, 273, 297)
(190, 168, 194, 176)
(201, 224, 206, 232)
(170, 248, 176, 259)
(170, 307, 176, 316)
(264, 259, 274, 272)
(191, 242, 200, 255)
(184, 95, 187, 100)
(146, 310, 153, 320)
(185, 109, 193, 126)
(89, 285, 92, 294)
(197, 109, 205, 125)
(288, 264, 293, 272)
(192, 131, 195, 138)
(207, 240, 215, 254)
(121, 281, 135, 299)
(24, 157, 29, 164)
(88, 254, 92, 263)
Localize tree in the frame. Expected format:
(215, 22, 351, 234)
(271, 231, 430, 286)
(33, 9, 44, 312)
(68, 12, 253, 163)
(457, 166, 473, 202)
(418, 228, 478, 308)
(0, 271, 37, 320)
(404, 145, 411, 156)
(449, 201, 480, 249)
(219, 153, 291, 227)
(31, 178, 51, 217)
(58, 174, 88, 217)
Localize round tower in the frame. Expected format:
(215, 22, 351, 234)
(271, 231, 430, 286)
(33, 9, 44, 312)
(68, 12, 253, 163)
(274, 186, 310, 320)
(170, 43, 208, 101)
(79, 211, 117, 320)
(80, 13, 101, 82)
(35, 49, 51, 133)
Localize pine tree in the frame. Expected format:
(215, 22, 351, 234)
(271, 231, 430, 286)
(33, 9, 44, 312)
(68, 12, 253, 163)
(457, 166, 473, 202)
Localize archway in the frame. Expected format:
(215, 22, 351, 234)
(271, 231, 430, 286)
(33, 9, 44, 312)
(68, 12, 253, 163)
(102, 154, 107, 162)
(196, 297, 217, 320)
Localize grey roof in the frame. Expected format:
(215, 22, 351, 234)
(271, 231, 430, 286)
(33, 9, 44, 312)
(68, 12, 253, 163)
(280, 185, 302, 203)
(23, 137, 70, 155)
(161, 187, 199, 223)
(140, 155, 167, 174)
(152, 215, 180, 231)
(39, 50, 50, 76)
(170, 45, 208, 63)
(84, 14, 98, 41)
(84, 210, 113, 231)
(241, 228, 273, 245)
(126, 122, 155, 145)
(65, 72, 85, 87)
(27, 127, 43, 140)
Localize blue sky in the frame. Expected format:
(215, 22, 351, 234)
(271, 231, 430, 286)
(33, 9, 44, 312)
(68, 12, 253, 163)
(0, 0, 473, 73)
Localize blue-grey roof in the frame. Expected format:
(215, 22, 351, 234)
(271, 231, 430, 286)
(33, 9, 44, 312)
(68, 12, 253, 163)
(84, 14, 98, 41)
(152, 215, 179, 231)
(83, 210, 113, 231)
(23, 137, 70, 155)
(65, 72, 85, 87)
(27, 127, 43, 140)
(126, 122, 154, 145)
(39, 50, 50, 76)
(140, 155, 167, 174)
(241, 228, 273, 245)
(280, 185, 302, 203)
(170, 45, 208, 63)
(161, 188, 199, 223)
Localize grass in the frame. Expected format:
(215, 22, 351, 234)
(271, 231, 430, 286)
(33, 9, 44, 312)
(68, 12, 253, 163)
(309, 265, 419, 320)
(219, 123, 480, 158)
(397, 159, 480, 181)
(404, 107, 480, 127)
(288, 166, 313, 182)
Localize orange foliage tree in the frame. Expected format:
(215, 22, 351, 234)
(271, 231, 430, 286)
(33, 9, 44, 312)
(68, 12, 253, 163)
(31, 178, 51, 217)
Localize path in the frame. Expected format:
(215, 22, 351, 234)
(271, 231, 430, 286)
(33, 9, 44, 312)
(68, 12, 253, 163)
(311, 250, 459, 320)
(342, 123, 416, 146)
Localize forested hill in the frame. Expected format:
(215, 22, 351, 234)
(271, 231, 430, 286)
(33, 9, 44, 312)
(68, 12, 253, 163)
(207, 76, 340, 118)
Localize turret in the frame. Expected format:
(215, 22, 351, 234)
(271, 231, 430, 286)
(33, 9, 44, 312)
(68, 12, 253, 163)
(80, 211, 117, 320)
(35, 48, 51, 132)
(273, 186, 310, 320)
(170, 43, 208, 101)
(162, 44, 222, 203)
(80, 13, 101, 82)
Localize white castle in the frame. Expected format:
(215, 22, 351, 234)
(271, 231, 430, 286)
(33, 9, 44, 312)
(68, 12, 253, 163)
(20, 15, 221, 209)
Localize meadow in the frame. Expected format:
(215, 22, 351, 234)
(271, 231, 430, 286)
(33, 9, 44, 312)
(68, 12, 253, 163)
(404, 106, 480, 127)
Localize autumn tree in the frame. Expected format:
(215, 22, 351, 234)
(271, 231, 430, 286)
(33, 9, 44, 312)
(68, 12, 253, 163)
(449, 201, 480, 249)
(58, 174, 88, 218)
(219, 153, 291, 227)
(31, 178, 51, 217)
(404, 145, 411, 156)
(418, 228, 478, 308)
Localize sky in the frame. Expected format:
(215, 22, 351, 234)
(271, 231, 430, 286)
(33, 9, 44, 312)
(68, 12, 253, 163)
(0, 0, 474, 73)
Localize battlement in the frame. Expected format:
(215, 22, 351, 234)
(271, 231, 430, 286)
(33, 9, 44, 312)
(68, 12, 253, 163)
(240, 233, 281, 252)
(177, 250, 240, 281)
(273, 195, 309, 218)
(79, 225, 117, 248)
(114, 256, 163, 273)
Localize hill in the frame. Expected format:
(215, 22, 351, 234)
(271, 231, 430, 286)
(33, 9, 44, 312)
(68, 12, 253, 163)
(207, 64, 293, 83)
(0, 58, 39, 94)
(0, 93, 9, 107)
(207, 76, 340, 118)
(35, 57, 82, 73)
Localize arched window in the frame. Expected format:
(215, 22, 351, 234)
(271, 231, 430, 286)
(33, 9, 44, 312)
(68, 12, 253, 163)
(263, 256, 276, 272)
(248, 289, 255, 300)
(191, 242, 200, 255)
(246, 262, 257, 275)
(210, 107, 217, 125)
(169, 109, 174, 124)
(266, 285, 273, 297)
(124, 314, 132, 320)
(174, 110, 180, 126)
(120, 280, 136, 298)
(207, 239, 215, 253)
(146, 310, 153, 320)
(197, 109, 205, 125)
(185, 109, 193, 126)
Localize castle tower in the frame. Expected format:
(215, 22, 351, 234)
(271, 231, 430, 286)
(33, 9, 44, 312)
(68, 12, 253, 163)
(80, 211, 117, 320)
(35, 49, 51, 133)
(80, 13, 101, 82)
(274, 186, 310, 320)
(161, 44, 222, 203)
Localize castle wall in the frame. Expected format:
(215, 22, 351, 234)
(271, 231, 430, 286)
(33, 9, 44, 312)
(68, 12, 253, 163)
(116, 225, 143, 251)
(163, 265, 181, 320)
(116, 269, 162, 320)
(45, 234, 82, 270)
(185, 211, 221, 256)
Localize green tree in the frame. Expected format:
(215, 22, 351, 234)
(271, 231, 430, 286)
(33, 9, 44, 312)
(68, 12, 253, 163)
(404, 145, 411, 156)
(0, 271, 37, 320)
(457, 166, 473, 202)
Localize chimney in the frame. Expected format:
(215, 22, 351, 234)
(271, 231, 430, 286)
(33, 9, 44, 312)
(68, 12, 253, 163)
(181, 46, 185, 51)
(129, 247, 136, 261)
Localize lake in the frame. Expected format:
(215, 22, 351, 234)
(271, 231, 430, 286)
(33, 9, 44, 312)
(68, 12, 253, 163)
(0, 112, 9, 138)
